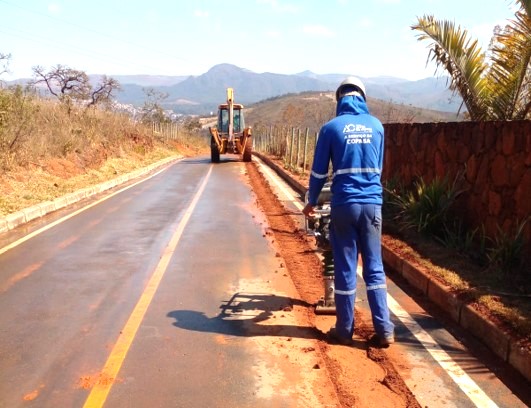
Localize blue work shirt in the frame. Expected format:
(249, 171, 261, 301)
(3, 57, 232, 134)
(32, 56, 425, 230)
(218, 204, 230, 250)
(308, 95, 384, 207)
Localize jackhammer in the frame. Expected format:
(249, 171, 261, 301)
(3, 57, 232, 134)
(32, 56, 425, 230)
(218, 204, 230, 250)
(305, 183, 336, 315)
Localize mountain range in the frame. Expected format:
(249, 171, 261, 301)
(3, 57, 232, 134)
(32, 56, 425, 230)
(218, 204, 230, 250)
(108, 63, 463, 115)
(7, 63, 463, 116)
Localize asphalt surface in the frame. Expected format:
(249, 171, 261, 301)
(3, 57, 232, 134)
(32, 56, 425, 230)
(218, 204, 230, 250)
(1, 154, 528, 408)
(0, 157, 335, 407)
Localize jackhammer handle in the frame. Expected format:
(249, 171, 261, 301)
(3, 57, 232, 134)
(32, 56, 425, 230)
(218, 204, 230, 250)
(305, 209, 329, 219)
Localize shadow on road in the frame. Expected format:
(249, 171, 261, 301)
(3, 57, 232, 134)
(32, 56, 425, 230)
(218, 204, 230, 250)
(180, 155, 244, 165)
(167, 292, 365, 349)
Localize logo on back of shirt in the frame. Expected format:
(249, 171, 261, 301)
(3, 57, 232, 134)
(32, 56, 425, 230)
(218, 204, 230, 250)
(343, 124, 372, 133)
(343, 123, 373, 144)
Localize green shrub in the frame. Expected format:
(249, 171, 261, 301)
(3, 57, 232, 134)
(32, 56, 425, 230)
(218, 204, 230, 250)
(385, 175, 464, 237)
(383, 177, 404, 222)
(486, 218, 529, 287)
(437, 218, 480, 254)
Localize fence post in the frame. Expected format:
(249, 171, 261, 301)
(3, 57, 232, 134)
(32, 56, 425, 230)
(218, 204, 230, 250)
(269, 125, 273, 155)
(296, 128, 301, 172)
(303, 127, 309, 174)
(289, 128, 295, 168)
(269, 126, 273, 155)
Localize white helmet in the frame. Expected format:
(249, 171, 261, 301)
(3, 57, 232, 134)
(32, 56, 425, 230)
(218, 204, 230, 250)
(336, 76, 366, 101)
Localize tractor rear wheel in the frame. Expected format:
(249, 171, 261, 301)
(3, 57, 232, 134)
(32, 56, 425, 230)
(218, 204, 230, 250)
(211, 137, 220, 163)
(242, 140, 252, 162)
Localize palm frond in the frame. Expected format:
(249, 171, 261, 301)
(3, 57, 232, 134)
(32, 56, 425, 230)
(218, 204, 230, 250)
(412, 15, 490, 120)
(516, 0, 531, 18)
(489, 2, 531, 119)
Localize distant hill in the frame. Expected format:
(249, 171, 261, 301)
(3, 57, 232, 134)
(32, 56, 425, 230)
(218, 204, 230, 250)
(112, 64, 334, 114)
(296, 72, 463, 114)
(108, 74, 187, 87)
(244, 91, 462, 135)
(106, 64, 463, 115)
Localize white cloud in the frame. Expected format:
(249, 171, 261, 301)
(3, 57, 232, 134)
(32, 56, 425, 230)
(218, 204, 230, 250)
(302, 25, 335, 38)
(265, 30, 282, 39)
(468, 23, 497, 50)
(360, 17, 373, 28)
(194, 9, 209, 18)
(256, 0, 299, 13)
(47, 3, 60, 14)
(146, 10, 159, 25)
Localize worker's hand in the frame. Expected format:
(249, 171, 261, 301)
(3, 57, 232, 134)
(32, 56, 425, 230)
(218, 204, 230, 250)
(302, 203, 316, 218)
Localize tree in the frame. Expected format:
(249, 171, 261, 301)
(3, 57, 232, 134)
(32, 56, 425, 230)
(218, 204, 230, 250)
(182, 117, 202, 133)
(140, 88, 171, 124)
(411, 0, 531, 120)
(32, 65, 91, 106)
(87, 75, 121, 108)
(0, 53, 11, 79)
(31, 65, 120, 111)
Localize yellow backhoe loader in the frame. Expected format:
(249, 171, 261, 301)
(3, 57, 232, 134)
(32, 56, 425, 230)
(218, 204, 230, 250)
(209, 88, 252, 163)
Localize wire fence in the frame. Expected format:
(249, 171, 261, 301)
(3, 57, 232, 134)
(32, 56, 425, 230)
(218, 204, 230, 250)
(151, 121, 320, 175)
(253, 125, 319, 175)
(151, 122, 186, 142)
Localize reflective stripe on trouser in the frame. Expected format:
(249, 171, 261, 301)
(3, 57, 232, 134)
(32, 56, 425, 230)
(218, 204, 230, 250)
(330, 203, 395, 339)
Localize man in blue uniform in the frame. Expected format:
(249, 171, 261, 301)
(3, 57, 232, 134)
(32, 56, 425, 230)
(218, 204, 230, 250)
(303, 77, 395, 346)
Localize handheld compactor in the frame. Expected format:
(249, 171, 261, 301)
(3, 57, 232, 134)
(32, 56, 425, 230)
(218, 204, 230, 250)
(305, 183, 336, 314)
(209, 88, 252, 163)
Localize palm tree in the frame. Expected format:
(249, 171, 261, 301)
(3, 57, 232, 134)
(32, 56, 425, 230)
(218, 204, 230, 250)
(411, 0, 531, 120)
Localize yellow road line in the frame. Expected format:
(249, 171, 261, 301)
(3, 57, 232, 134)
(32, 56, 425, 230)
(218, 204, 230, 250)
(83, 165, 212, 408)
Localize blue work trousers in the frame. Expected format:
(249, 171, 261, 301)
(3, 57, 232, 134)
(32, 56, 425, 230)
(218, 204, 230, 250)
(330, 203, 394, 339)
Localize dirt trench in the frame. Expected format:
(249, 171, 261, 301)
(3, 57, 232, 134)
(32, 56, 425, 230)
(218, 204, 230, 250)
(245, 161, 420, 408)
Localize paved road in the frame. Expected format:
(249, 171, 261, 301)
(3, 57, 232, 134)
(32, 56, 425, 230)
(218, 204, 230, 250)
(0, 157, 336, 408)
(1, 155, 528, 408)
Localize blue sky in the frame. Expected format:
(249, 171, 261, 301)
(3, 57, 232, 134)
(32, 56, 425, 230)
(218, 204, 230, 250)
(0, 0, 518, 81)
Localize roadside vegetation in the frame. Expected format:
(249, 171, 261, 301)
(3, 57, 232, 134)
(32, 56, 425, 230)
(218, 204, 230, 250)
(402, 0, 530, 340)
(383, 177, 529, 339)
(0, 58, 209, 216)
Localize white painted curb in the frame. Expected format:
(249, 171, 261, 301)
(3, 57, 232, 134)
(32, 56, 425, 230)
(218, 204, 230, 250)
(0, 155, 180, 233)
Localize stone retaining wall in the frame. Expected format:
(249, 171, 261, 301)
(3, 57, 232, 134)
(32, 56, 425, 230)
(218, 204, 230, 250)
(382, 120, 530, 262)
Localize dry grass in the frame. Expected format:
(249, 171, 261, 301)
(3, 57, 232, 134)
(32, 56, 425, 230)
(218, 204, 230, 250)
(383, 227, 530, 343)
(382, 234, 471, 291)
(0, 144, 190, 216)
(0, 87, 209, 216)
(478, 295, 531, 337)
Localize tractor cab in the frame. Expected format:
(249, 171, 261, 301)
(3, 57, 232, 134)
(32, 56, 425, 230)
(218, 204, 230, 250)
(218, 104, 245, 133)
